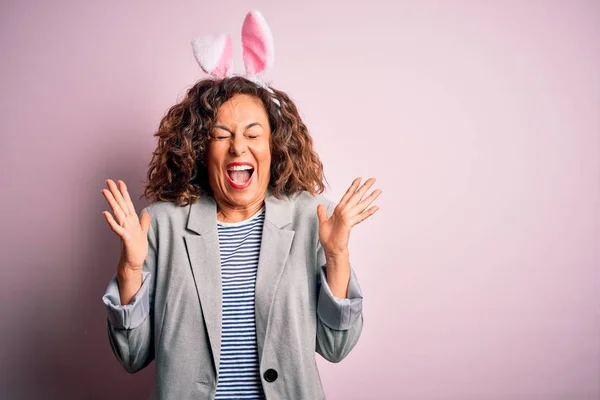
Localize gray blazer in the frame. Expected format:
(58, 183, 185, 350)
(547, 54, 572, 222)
(102, 191, 364, 399)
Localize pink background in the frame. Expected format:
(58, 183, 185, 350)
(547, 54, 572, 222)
(1, 0, 599, 399)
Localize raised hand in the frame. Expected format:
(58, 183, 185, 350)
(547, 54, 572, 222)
(101, 179, 151, 274)
(317, 177, 381, 258)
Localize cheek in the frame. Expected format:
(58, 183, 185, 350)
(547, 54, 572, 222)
(260, 149, 272, 169)
(252, 140, 272, 164)
(205, 154, 224, 183)
(206, 145, 225, 167)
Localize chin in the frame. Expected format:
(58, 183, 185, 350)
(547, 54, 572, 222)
(225, 183, 265, 205)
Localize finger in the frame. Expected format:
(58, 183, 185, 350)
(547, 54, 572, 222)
(103, 211, 128, 239)
(351, 189, 382, 215)
(106, 179, 130, 217)
(347, 178, 376, 207)
(352, 205, 379, 226)
(101, 188, 127, 225)
(316, 204, 329, 225)
(140, 211, 151, 234)
(338, 177, 361, 207)
(118, 180, 137, 215)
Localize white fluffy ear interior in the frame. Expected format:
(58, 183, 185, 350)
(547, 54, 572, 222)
(191, 34, 232, 76)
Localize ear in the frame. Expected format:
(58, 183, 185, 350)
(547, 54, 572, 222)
(191, 33, 233, 78)
(241, 10, 274, 77)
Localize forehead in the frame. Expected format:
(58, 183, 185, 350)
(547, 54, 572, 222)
(216, 94, 268, 124)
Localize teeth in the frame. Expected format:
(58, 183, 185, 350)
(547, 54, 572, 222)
(228, 165, 253, 171)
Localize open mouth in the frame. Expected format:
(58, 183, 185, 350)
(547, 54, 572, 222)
(226, 164, 255, 188)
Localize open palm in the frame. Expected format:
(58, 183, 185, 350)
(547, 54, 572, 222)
(101, 179, 151, 272)
(317, 177, 381, 258)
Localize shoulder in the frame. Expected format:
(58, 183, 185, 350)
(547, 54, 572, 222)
(140, 201, 190, 232)
(287, 191, 335, 212)
(141, 200, 186, 218)
(276, 190, 337, 227)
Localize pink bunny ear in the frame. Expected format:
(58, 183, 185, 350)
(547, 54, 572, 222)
(191, 34, 233, 78)
(241, 10, 274, 77)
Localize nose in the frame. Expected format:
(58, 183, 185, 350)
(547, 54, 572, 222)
(229, 135, 247, 156)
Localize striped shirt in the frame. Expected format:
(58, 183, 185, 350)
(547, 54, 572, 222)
(214, 208, 266, 400)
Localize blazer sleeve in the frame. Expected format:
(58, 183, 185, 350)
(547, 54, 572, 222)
(315, 201, 364, 363)
(101, 206, 157, 373)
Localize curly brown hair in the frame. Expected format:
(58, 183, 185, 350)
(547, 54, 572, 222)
(142, 76, 326, 206)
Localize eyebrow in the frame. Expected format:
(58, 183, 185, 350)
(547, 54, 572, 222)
(214, 122, 262, 133)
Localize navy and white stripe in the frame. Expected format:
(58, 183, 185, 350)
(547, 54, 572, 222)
(214, 208, 266, 400)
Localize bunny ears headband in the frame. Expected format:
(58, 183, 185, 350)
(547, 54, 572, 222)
(191, 10, 277, 98)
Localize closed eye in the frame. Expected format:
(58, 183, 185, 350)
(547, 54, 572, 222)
(213, 125, 233, 140)
(245, 127, 262, 139)
(212, 131, 232, 140)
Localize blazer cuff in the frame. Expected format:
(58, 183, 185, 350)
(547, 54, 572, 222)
(102, 271, 151, 330)
(317, 265, 363, 331)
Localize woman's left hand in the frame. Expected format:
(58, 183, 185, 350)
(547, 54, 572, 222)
(317, 177, 382, 258)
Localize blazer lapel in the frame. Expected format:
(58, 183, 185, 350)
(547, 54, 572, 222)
(255, 193, 295, 363)
(182, 192, 296, 373)
(183, 195, 222, 373)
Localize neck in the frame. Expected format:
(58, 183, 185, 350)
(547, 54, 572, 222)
(216, 198, 265, 223)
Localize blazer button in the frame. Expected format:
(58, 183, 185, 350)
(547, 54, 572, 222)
(263, 368, 278, 382)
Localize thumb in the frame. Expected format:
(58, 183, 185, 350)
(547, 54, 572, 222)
(316, 204, 328, 225)
(140, 211, 152, 234)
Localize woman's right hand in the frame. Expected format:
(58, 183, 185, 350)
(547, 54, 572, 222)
(101, 179, 151, 275)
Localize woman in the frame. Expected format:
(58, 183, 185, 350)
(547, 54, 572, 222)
(101, 12, 381, 400)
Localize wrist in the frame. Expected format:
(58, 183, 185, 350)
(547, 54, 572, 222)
(324, 248, 349, 268)
(117, 263, 142, 282)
